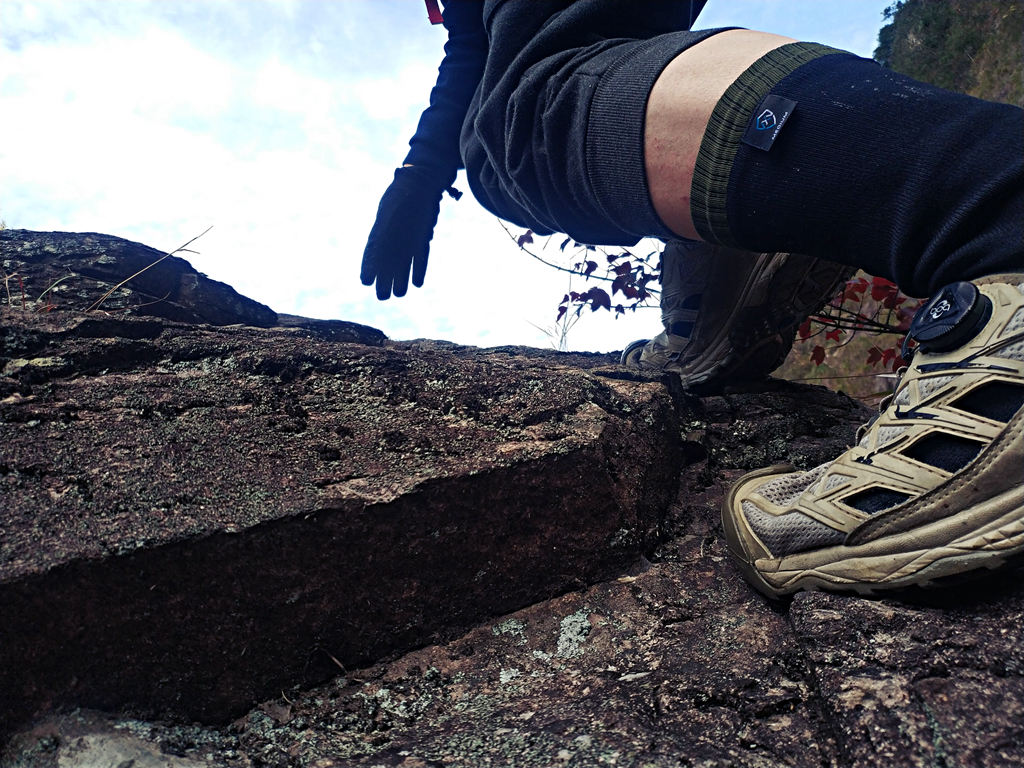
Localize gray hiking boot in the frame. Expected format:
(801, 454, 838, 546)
(620, 240, 852, 391)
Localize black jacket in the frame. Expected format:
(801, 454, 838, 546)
(403, 1, 710, 185)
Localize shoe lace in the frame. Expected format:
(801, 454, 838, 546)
(854, 347, 915, 444)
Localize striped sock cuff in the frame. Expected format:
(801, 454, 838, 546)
(690, 42, 846, 246)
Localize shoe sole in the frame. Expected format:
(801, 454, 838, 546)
(723, 465, 1024, 599)
(620, 339, 647, 367)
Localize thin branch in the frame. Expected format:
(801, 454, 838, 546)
(87, 227, 212, 313)
(809, 309, 904, 335)
(36, 271, 75, 304)
(1, 270, 15, 308)
(128, 290, 175, 310)
(499, 221, 616, 283)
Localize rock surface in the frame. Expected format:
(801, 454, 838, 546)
(4, 230, 1024, 767)
(0, 229, 277, 327)
(0, 231, 679, 738)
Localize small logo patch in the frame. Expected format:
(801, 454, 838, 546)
(756, 109, 777, 131)
(741, 95, 798, 152)
(929, 299, 953, 319)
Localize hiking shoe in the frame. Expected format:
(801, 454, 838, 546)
(723, 275, 1024, 598)
(620, 241, 852, 391)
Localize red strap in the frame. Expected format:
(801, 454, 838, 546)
(425, 0, 443, 24)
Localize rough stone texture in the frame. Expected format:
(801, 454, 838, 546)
(11, 419, 1021, 768)
(0, 229, 277, 327)
(0, 232, 679, 739)
(0, 229, 386, 346)
(0, 309, 679, 738)
(5, 231, 1024, 767)
(791, 587, 1024, 768)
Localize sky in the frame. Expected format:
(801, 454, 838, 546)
(0, 0, 894, 352)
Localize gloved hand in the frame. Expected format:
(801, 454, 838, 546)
(360, 165, 456, 300)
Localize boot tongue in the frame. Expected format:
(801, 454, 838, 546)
(666, 293, 703, 338)
(668, 320, 695, 338)
(908, 281, 992, 354)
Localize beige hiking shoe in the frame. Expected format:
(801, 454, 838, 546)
(620, 241, 851, 391)
(723, 275, 1024, 598)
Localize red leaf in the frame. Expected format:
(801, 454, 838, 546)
(516, 230, 534, 248)
(870, 278, 898, 302)
(556, 306, 567, 322)
(842, 285, 864, 302)
(896, 308, 915, 331)
(798, 319, 812, 340)
(584, 260, 598, 277)
(588, 287, 611, 312)
(825, 328, 842, 342)
(811, 345, 826, 366)
(614, 262, 633, 276)
(882, 293, 905, 309)
(866, 347, 883, 366)
(841, 278, 868, 302)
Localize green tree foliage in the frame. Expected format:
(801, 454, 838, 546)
(875, 0, 1023, 106)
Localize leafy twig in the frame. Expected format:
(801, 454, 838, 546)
(499, 221, 616, 282)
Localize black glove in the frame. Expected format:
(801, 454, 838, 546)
(360, 165, 457, 300)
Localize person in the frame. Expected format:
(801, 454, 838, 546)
(360, 0, 1024, 597)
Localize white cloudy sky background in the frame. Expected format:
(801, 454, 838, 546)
(0, 0, 893, 351)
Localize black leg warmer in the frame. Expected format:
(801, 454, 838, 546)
(691, 44, 1024, 297)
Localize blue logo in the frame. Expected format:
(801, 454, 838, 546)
(756, 109, 777, 131)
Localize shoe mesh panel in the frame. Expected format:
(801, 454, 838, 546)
(901, 432, 985, 473)
(894, 387, 911, 407)
(1005, 307, 1024, 334)
(997, 339, 1024, 361)
(875, 425, 910, 449)
(843, 487, 912, 514)
(917, 375, 956, 403)
(951, 381, 1024, 423)
(817, 472, 852, 494)
(754, 464, 830, 507)
(743, 501, 846, 556)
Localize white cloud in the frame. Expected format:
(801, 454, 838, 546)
(0, 0, 895, 352)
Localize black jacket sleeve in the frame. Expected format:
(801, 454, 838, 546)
(402, 1, 487, 184)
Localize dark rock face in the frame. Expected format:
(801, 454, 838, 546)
(0, 308, 679, 736)
(4, 231, 1024, 767)
(0, 229, 277, 327)
(0, 229, 385, 345)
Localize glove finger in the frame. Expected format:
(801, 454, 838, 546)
(360, 242, 378, 286)
(391, 249, 414, 298)
(375, 248, 395, 300)
(412, 243, 429, 288)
